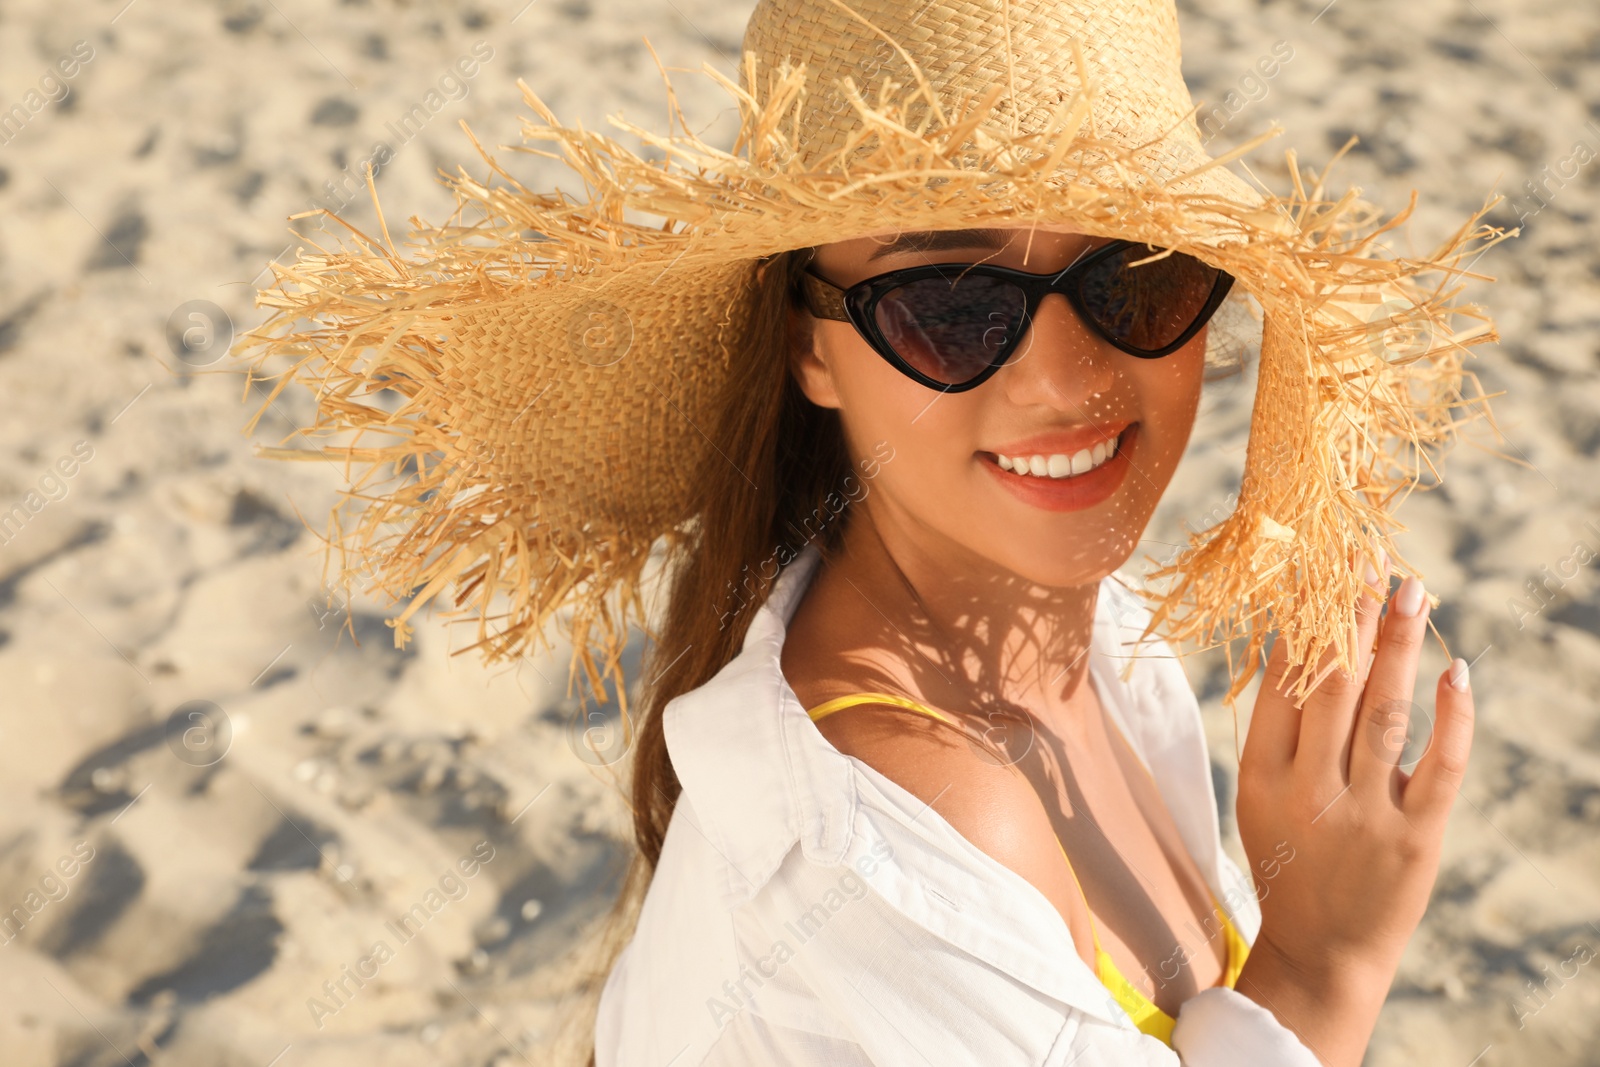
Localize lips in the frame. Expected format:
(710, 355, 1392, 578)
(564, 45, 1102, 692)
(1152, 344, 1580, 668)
(979, 424, 1137, 513)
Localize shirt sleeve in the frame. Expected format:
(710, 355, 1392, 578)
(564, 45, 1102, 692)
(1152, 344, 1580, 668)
(1169, 987, 1325, 1066)
(1041, 996, 1323, 1067)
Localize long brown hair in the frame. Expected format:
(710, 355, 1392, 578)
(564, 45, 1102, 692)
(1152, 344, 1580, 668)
(562, 246, 854, 1066)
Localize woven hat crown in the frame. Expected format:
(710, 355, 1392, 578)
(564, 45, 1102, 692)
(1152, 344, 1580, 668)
(741, 0, 1233, 198)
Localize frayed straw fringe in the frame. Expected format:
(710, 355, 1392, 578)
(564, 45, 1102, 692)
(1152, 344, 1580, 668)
(236, 45, 1516, 721)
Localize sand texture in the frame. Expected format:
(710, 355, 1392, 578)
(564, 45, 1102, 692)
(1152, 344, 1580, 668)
(0, 0, 1594, 1064)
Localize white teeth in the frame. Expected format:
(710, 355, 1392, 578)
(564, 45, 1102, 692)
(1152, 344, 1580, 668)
(994, 433, 1121, 480)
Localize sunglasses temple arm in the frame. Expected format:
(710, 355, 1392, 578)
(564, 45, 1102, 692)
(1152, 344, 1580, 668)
(795, 271, 853, 322)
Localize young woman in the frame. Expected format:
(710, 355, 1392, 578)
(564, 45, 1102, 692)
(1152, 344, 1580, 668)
(242, 0, 1504, 1062)
(589, 229, 1474, 1067)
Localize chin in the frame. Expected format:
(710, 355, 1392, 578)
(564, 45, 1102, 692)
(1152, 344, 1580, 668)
(968, 520, 1143, 590)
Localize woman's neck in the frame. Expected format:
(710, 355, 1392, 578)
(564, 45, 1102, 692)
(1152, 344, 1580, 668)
(815, 504, 1104, 743)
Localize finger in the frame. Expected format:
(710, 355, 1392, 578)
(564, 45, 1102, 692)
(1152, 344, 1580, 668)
(1249, 551, 1384, 781)
(1292, 598, 1382, 796)
(1338, 557, 1392, 790)
(1242, 630, 1301, 774)
(1402, 660, 1475, 828)
(1348, 577, 1431, 799)
(1351, 551, 1388, 690)
(1288, 638, 1366, 790)
(1290, 566, 1392, 789)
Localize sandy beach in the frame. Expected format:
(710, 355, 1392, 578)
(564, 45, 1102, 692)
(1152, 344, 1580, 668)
(0, 0, 1595, 1063)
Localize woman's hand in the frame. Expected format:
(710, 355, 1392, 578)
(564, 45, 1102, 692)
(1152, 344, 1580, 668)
(1231, 563, 1476, 1066)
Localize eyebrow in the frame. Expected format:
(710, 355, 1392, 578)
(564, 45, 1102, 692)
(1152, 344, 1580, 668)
(865, 228, 1012, 262)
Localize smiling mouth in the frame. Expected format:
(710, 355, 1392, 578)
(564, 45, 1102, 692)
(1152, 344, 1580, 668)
(989, 428, 1128, 480)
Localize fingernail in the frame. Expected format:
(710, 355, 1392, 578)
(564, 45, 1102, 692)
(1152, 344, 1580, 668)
(1448, 657, 1470, 692)
(1361, 550, 1387, 591)
(1394, 576, 1426, 618)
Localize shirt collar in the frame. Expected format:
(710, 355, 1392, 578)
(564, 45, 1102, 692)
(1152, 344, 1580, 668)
(663, 542, 854, 909)
(1088, 577, 1228, 905)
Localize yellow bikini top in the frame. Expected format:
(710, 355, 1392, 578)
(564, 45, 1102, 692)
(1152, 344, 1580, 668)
(806, 691, 1250, 1046)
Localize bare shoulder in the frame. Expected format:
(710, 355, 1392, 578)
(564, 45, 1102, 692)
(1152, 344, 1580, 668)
(812, 703, 1093, 960)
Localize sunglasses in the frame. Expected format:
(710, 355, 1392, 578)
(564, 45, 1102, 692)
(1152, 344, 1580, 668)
(794, 238, 1235, 392)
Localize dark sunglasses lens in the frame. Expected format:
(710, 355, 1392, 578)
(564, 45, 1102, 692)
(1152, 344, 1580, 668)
(873, 274, 1029, 385)
(1077, 245, 1224, 352)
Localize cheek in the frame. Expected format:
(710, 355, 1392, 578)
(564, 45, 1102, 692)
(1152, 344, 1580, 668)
(822, 326, 986, 503)
(1129, 345, 1205, 468)
(823, 326, 965, 452)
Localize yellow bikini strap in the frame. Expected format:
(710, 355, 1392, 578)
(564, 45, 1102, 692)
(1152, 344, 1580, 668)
(1054, 836, 1105, 956)
(805, 691, 960, 726)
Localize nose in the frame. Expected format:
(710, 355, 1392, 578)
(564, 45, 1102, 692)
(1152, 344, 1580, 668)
(995, 292, 1117, 413)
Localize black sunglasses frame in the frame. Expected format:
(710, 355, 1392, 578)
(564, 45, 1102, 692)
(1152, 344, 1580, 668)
(795, 238, 1236, 393)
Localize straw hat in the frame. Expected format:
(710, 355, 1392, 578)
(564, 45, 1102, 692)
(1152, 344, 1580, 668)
(239, 0, 1513, 709)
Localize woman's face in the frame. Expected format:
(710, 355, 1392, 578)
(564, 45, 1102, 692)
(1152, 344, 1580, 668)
(791, 226, 1208, 589)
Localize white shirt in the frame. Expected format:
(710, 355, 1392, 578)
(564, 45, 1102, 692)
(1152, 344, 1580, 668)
(595, 543, 1320, 1066)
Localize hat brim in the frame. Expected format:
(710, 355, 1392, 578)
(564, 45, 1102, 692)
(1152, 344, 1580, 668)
(239, 54, 1513, 708)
